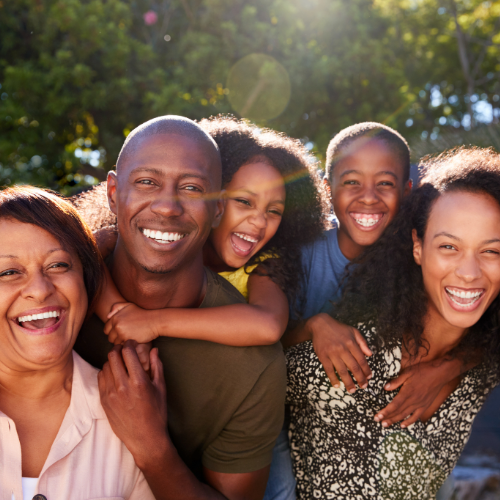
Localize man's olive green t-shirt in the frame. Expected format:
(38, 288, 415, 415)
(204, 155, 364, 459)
(74, 268, 286, 479)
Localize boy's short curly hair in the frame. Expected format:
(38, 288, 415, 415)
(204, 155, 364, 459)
(326, 122, 411, 184)
(199, 115, 327, 311)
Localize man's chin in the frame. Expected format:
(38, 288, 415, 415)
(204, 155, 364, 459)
(140, 263, 173, 274)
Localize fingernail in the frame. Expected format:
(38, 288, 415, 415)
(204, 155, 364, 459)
(401, 424, 406, 429)
(361, 383, 368, 389)
(348, 388, 356, 394)
(334, 384, 340, 388)
(384, 384, 391, 390)
(382, 421, 388, 428)
(367, 373, 373, 379)
(374, 416, 380, 422)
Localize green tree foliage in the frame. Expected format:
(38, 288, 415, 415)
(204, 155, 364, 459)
(1, 0, 499, 191)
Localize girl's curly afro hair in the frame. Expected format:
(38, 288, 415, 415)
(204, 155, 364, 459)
(335, 147, 500, 382)
(199, 115, 327, 311)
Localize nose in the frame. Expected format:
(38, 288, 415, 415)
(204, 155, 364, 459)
(358, 184, 379, 205)
(150, 186, 184, 218)
(248, 210, 268, 230)
(455, 254, 482, 283)
(21, 271, 56, 303)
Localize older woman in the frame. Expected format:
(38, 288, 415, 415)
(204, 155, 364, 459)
(286, 148, 500, 499)
(0, 187, 155, 500)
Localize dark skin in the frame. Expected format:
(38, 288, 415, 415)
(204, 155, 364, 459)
(99, 131, 270, 500)
(282, 139, 477, 427)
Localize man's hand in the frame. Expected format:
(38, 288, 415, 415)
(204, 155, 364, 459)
(104, 303, 161, 345)
(308, 313, 372, 393)
(375, 357, 464, 428)
(98, 340, 168, 466)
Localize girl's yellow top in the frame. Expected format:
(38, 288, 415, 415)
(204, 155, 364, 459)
(218, 254, 275, 301)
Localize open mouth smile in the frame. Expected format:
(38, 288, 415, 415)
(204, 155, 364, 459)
(445, 287, 485, 312)
(15, 307, 63, 335)
(142, 228, 187, 245)
(230, 232, 260, 257)
(349, 212, 385, 231)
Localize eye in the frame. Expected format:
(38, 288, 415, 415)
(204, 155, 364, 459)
(269, 209, 283, 216)
(48, 262, 70, 272)
(0, 269, 20, 277)
(440, 244, 456, 251)
(378, 181, 395, 187)
(183, 185, 202, 193)
(484, 249, 500, 255)
(234, 198, 251, 206)
(136, 179, 156, 186)
(343, 180, 359, 186)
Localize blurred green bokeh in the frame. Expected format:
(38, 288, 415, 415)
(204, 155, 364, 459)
(2, 0, 500, 193)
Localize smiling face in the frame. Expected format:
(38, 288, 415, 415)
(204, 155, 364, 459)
(108, 133, 223, 274)
(413, 191, 500, 334)
(0, 220, 87, 370)
(329, 138, 411, 260)
(208, 160, 286, 270)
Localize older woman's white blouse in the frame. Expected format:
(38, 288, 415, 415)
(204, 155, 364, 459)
(1, 351, 155, 500)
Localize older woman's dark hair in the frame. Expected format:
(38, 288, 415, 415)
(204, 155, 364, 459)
(199, 115, 327, 311)
(0, 186, 104, 312)
(335, 147, 500, 377)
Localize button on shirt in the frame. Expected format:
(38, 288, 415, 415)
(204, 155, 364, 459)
(1, 351, 155, 500)
(299, 228, 350, 319)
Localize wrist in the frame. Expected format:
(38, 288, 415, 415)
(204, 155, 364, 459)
(307, 313, 328, 340)
(132, 430, 173, 472)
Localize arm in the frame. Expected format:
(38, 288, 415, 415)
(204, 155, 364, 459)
(98, 341, 270, 500)
(282, 313, 373, 392)
(104, 273, 289, 346)
(376, 353, 480, 428)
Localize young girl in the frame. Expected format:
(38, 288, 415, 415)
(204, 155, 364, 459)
(286, 147, 500, 498)
(73, 115, 326, 347)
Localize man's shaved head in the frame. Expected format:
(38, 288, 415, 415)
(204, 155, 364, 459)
(116, 115, 221, 177)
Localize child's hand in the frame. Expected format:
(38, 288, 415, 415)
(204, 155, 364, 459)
(104, 303, 160, 345)
(375, 359, 457, 428)
(308, 313, 373, 393)
(93, 225, 118, 258)
(135, 342, 153, 374)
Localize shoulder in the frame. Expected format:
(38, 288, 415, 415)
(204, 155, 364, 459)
(202, 267, 247, 307)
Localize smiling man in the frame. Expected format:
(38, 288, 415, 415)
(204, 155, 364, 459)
(74, 116, 286, 500)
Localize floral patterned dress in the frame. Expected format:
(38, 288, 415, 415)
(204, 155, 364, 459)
(285, 324, 498, 500)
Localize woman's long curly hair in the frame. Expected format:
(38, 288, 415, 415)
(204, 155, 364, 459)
(199, 115, 327, 311)
(335, 147, 500, 378)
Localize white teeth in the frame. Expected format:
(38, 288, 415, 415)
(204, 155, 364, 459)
(18, 310, 60, 323)
(234, 232, 259, 243)
(142, 229, 186, 243)
(354, 218, 378, 227)
(445, 288, 483, 307)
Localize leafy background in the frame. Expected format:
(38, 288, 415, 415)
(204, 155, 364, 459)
(2, 0, 500, 193)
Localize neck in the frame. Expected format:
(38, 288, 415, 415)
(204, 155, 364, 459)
(337, 229, 365, 261)
(111, 238, 207, 309)
(409, 305, 467, 361)
(0, 354, 73, 403)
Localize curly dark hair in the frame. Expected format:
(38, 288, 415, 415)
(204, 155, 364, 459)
(335, 147, 500, 378)
(199, 115, 327, 311)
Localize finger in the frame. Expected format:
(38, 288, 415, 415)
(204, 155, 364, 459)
(318, 356, 340, 388)
(151, 348, 166, 398)
(98, 362, 115, 400)
(349, 342, 373, 382)
(337, 350, 368, 389)
(384, 370, 412, 391)
(376, 389, 416, 422)
(353, 328, 373, 357)
(121, 339, 149, 382)
(334, 359, 357, 394)
(400, 407, 425, 429)
(136, 344, 151, 373)
(107, 302, 129, 319)
(107, 344, 128, 387)
(381, 405, 419, 428)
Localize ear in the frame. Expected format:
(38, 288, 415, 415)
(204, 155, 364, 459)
(107, 170, 118, 215)
(412, 228, 422, 266)
(212, 190, 226, 229)
(403, 179, 412, 197)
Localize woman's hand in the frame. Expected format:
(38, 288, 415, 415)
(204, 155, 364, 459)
(104, 302, 161, 345)
(375, 357, 464, 428)
(308, 313, 373, 393)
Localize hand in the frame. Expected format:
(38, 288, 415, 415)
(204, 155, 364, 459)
(308, 313, 372, 393)
(136, 342, 153, 374)
(375, 359, 452, 428)
(104, 302, 160, 345)
(98, 340, 168, 466)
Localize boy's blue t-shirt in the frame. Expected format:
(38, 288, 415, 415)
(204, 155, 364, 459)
(300, 228, 351, 319)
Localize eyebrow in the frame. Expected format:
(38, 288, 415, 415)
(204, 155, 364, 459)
(433, 232, 500, 245)
(339, 169, 399, 180)
(0, 248, 67, 259)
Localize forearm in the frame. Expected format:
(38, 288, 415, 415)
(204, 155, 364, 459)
(281, 320, 311, 348)
(155, 304, 285, 346)
(135, 434, 226, 500)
